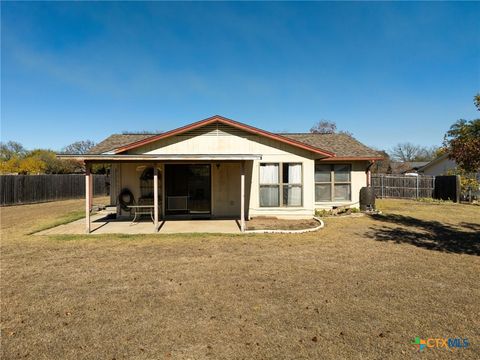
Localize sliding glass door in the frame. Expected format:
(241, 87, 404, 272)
(165, 164, 211, 215)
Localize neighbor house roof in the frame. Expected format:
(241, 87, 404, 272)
(416, 153, 450, 172)
(87, 116, 382, 160)
(390, 161, 430, 174)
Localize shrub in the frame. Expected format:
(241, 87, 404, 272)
(315, 209, 332, 217)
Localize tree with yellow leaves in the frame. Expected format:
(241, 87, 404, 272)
(17, 156, 46, 174)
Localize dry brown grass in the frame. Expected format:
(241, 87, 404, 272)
(246, 217, 320, 230)
(1, 198, 479, 359)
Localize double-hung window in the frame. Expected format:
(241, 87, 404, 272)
(259, 163, 302, 207)
(259, 163, 280, 207)
(315, 164, 351, 202)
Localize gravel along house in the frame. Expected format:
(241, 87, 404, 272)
(60, 115, 382, 233)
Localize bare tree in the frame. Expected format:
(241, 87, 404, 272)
(310, 120, 337, 134)
(338, 130, 353, 137)
(62, 140, 96, 154)
(121, 130, 162, 135)
(390, 143, 438, 162)
(0, 141, 27, 161)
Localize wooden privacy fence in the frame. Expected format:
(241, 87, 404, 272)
(372, 174, 435, 199)
(0, 174, 109, 206)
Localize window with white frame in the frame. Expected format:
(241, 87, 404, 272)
(259, 163, 302, 207)
(259, 163, 280, 207)
(315, 164, 351, 202)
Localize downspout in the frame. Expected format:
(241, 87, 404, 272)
(365, 160, 375, 187)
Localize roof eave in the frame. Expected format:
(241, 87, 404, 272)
(318, 156, 384, 162)
(57, 154, 263, 161)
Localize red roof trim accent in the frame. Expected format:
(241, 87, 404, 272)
(114, 115, 335, 157)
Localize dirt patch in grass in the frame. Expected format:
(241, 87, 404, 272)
(246, 217, 320, 230)
(1, 198, 479, 359)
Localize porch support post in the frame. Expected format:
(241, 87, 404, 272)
(240, 161, 245, 233)
(89, 168, 93, 208)
(85, 163, 91, 234)
(154, 165, 159, 231)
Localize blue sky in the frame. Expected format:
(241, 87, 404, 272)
(1, 2, 479, 151)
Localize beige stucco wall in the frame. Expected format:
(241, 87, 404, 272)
(112, 159, 367, 219)
(128, 127, 315, 159)
(110, 127, 369, 219)
(313, 161, 368, 210)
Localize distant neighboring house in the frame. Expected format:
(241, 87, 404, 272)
(389, 161, 430, 175)
(60, 115, 383, 233)
(418, 153, 480, 199)
(418, 153, 480, 181)
(417, 153, 457, 176)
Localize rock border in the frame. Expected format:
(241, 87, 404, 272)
(319, 212, 366, 219)
(244, 217, 325, 234)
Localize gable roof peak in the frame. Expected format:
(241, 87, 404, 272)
(113, 115, 335, 157)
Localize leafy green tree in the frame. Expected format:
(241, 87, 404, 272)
(444, 119, 480, 172)
(474, 93, 480, 111)
(447, 168, 480, 199)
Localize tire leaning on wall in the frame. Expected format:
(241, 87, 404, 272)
(118, 188, 135, 211)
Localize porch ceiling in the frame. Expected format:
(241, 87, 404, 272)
(57, 154, 262, 162)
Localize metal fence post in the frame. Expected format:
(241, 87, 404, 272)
(416, 176, 419, 199)
(381, 175, 385, 198)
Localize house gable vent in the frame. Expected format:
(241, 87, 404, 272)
(177, 122, 249, 138)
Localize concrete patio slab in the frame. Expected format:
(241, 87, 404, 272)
(35, 212, 241, 235)
(159, 219, 241, 234)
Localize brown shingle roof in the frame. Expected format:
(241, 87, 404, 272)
(88, 134, 154, 154)
(280, 133, 382, 158)
(89, 132, 382, 159)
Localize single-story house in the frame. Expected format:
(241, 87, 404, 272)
(417, 153, 458, 176)
(61, 115, 382, 233)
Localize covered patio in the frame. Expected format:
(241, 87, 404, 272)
(36, 211, 242, 235)
(74, 154, 260, 234)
